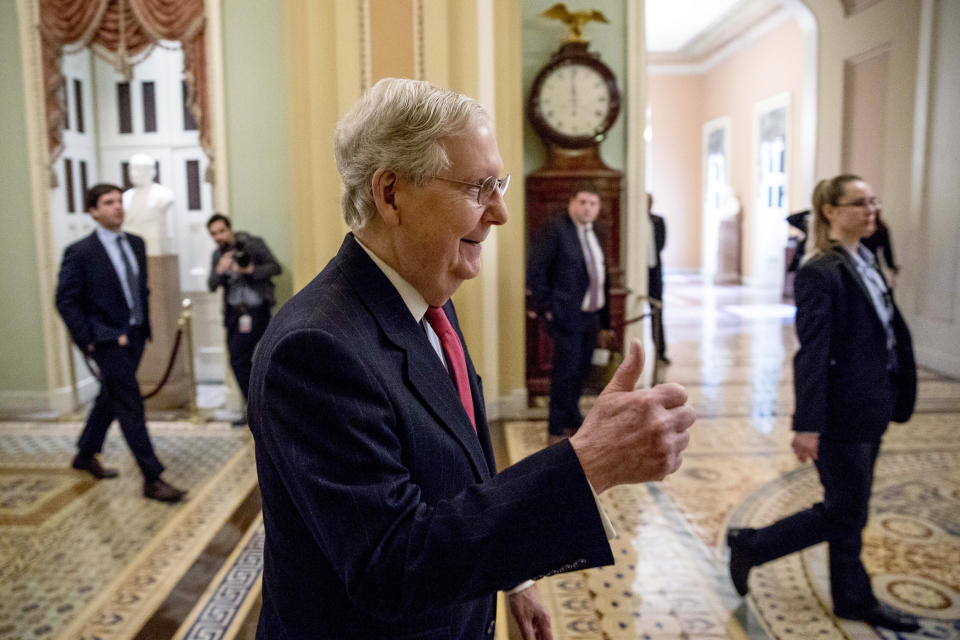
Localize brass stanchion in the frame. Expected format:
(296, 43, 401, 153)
(179, 298, 201, 423)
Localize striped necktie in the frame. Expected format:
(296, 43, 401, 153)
(117, 236, 145, 326)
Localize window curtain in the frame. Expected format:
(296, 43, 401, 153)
(39, 0, 210, 180)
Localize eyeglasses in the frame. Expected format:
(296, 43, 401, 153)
(432, 174, 510, 205)
(835, 197, 882, 209)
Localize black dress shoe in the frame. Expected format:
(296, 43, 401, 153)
(835, 602, 921, 632)
(72, 454, 119, 479)
(727, 527, 757, 596)
(144, 478, 186, 503)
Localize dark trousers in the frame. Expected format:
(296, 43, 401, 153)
(648, 266, 666, 360)
(548, 320, 597, 436)
(736, 439, 882, 612)
(226, 304, 271, 401)
(78, 326, 164, 482)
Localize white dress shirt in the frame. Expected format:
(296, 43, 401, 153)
(573, 221, 606, 312)
(95, 225, 140, 325)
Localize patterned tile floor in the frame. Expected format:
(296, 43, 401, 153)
(2, 277, 957, 640)
(506, 277, 960, 640)
(0, 420, 256, 639)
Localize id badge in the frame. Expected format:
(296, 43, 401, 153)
(238, 313, 252, 334)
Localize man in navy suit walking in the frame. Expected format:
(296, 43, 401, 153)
(56, 184, 185, 503)
(248, 79, 695, 639)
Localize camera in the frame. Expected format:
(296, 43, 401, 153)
(233, 237, 251, 268)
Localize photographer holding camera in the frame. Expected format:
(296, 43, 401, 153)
(207, 213, 281, 422)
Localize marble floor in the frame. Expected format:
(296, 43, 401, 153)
(505, 276, 960, 640)
(1, 276, 957, 639)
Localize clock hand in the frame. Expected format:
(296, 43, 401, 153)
(570, 67, 578, 117)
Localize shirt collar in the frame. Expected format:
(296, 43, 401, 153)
(354, 236, 429, 323)
(569, 214, 592, 233)
(843, 243, 875, 269)
(95, 224, 123, 244)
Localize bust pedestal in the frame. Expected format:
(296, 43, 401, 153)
(137, 255, 190, 410)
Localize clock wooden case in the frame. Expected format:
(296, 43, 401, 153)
(525, 41, 627, 401)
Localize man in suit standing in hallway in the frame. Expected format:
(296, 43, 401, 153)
(248, 79, 696, 640)
(56, 184, 186, 503)
(647, 192, 668, 365)
(528, 183, 614, 445)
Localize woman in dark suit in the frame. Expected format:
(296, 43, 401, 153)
(726, 174, 920, 631)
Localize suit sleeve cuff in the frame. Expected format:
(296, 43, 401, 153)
(507, 579, 535, 594)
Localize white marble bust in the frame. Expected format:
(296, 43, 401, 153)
(122, 154, 176, 256)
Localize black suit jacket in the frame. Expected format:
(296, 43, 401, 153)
(792, 245, 916, 442)
(650, 213, 666, 270)
(248, 234, 613, 639)
(55, 230, 151, 347)
(527, 213, 610, 333)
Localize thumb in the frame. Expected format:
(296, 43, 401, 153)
(601, 338, 645, 394)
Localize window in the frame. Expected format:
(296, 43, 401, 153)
(142, 81, 157, 133)
(62, 82, 69, 130)
(121, 161, 131, 190)
(65, 158, 75, 213)
(117, 82, 132, 134)
(74, 78, 85, 133)
(182, 80, 198, 131)
(186, 160, 201, 210)
(79, 160, 88, 200)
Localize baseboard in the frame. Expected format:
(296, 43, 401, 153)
(914, 344, 960, 379)
(0, 374, 98, 418)
(663, 267, 700, 277)
(485, 388, 529, 421)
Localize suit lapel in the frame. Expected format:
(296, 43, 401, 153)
(561, 216, 589, 280)
(129, 234, 149, 305)
(833, 245, 884, 329)
(336, 235, 491, 480)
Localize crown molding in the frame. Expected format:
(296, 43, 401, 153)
(648, 4, 794, 76)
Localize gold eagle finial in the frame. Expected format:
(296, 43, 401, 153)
(541, 3, 609, 43)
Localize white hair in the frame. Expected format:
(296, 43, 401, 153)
(334, 78, 489, 231)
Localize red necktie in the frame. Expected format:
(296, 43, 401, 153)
(425, 307, 476, 430)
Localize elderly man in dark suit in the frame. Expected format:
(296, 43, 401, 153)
(55, 184, 185, 503)
(248, 79, 695, 640)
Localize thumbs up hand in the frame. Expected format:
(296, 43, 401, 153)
(569, 339, 695, 493)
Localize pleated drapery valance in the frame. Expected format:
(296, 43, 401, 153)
(39, 0, 210, 178)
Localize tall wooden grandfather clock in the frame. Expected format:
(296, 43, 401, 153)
(525, 38, 627, 400)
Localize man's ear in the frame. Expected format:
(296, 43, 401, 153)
(371, 168, 401, 227)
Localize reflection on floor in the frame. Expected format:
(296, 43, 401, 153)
(1, 277, 957, 639)
(505, 277, 960, 640)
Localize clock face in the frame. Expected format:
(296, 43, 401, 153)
(528, 49, 621, 149)
(538, 63, 612, 138)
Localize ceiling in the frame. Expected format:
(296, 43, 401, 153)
(646, 0, 744, 52)
(646, 0, 787, 67)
